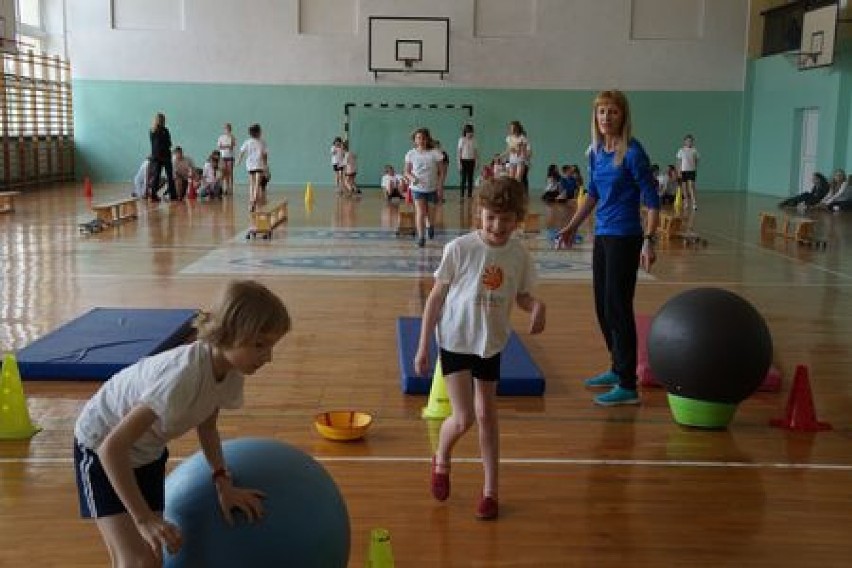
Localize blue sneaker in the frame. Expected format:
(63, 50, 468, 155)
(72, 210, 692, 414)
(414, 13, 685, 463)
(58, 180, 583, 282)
(584, 370, 620, 388)
(594, 386, 640, 406)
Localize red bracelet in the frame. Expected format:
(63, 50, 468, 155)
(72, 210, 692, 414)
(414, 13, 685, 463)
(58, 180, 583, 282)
(211, 468, 230, 483)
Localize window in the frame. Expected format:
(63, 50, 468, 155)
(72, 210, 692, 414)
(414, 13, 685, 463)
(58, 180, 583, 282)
(17, 0, 41, 28)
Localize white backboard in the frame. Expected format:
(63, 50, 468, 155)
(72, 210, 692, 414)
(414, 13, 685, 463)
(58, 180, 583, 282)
(799, 3, 837, 70)
(368, 17, 449, 78)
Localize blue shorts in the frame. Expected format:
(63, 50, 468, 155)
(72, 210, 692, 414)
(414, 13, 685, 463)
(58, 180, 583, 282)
(74, 438, 168, 519)
(439, 348, 501, 382)
(412, 191, 437, 203)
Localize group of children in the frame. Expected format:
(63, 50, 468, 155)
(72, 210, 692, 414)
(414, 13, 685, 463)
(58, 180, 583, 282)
(330, 137, 359, 196)
(75, 176, 542, 565)
(82, 114, 718, 565)
(137, 117, 270, 212)
(779, 168, 851, 212)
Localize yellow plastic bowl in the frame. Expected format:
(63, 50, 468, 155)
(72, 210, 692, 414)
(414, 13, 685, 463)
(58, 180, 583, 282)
(314, 411, 373, 441)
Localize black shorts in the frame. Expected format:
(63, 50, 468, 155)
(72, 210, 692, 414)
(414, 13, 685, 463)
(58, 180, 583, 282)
(74, 439, 168, 519)
(680, 170, 697, 182)
(439, 348, 501, 382)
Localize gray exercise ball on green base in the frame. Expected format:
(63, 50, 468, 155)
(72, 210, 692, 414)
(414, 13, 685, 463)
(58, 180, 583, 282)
(648, 287, 773, 429)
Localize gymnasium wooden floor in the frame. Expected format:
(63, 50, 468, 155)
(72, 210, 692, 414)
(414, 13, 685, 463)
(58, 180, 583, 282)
(1, 183, 850, 567)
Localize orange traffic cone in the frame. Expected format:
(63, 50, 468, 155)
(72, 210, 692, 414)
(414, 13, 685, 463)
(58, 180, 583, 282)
(769, 365, 832, 432)
(83, 177, 93, 199)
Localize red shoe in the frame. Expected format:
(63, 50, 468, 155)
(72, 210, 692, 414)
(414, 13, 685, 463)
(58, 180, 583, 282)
(430, 456, 450, 501)
(476, 494, 499, 520)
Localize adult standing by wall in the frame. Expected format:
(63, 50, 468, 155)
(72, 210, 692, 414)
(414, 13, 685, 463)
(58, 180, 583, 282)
(556, 90, 660, 406)
(148, 113, 176, 202)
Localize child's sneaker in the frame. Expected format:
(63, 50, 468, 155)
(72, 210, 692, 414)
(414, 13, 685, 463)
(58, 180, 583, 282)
(584, 370, 620, 388)
(476, 494, 499, 520)
(430, 456, 450, 501)
(594, 385, 640, 406)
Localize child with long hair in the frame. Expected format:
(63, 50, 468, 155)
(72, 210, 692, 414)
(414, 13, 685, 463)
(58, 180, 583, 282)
(404, 128, 445, 247)
(217, 123, 236, 194)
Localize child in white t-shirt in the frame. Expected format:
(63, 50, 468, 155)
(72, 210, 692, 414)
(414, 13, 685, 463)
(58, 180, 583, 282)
(404, 127, 446, 247)
(414, 177, 546, 521)
(73, 280, 291, 566)
(330, 137, 345, 191)
(217, 123, 236, 194)
(236, 123, 268, 212)
(200, 150, 223, 199)
(676, 134, 700, 210)
(380, 165, 405, 200)
(341, 141, 359, 196)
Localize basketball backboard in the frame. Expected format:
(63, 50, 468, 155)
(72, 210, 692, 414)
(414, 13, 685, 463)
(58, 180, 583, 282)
(368, 17, 450, 79)
(798, 3, 837, 70)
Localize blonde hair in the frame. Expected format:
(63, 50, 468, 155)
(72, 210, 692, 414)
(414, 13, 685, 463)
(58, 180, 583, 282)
(150, 112, 165, 133)
(195, 280, 291, 348)
(590, 90, 632, 166)
(477, 177, 527, 219)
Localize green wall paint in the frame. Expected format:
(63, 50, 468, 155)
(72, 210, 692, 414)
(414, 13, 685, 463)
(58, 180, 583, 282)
(73, 81, 743, 191)
(744, 39, 852, 197)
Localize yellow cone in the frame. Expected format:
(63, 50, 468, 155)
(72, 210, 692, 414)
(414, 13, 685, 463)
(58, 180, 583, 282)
(421, 360, 451, 420)
(0, 353, 41, 439)
(305, 182, 314, 206)
(674, 185, 683, 215)
(365, 528, 394, 567)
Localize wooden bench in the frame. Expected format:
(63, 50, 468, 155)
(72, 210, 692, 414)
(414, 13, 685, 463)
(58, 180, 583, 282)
(0, 191, 21, 213)
(247, 200, 288, 239)
(91, 197, 139, 225)
(657, 211, 707, 246)
(396, 208, 416, 237)
(760, 212, 818, 245)
(658, 212, 684, 240)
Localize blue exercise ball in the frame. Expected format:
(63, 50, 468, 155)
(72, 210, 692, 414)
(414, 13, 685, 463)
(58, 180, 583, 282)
(164, 438, 350, 568)
(648, 287, 773, 404)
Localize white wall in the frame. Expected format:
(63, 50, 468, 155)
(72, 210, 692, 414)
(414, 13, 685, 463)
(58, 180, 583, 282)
(66, 0, 748, 90)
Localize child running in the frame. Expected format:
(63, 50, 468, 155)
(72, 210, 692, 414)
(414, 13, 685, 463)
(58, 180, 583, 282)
(404, 127, 445, 247)
(73, 279, 291, 567)
(414, 177, 546, 520)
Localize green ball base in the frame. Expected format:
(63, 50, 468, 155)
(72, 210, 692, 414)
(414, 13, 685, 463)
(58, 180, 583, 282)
(667, 393, 738, 429)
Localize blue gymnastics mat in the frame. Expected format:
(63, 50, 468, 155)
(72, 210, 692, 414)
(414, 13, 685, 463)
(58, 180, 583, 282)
(16, 308, 197, 381)
(396, 317, 545, 396)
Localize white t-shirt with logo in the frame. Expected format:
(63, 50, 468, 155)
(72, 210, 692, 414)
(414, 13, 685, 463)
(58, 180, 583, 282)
(74, 341, 244, 467)
(435, 231, 535, 358)
(405, 148, 444, 193)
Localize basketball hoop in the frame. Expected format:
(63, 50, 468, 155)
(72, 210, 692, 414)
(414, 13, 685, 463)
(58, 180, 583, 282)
(402, 58, 415, 74)
(782, 50, 819, 69)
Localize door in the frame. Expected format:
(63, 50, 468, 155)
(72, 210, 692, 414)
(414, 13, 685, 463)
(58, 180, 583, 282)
(796, 108, 819, 195)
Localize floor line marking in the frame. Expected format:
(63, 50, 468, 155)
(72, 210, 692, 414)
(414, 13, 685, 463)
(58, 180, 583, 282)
(5, 456, 852, 471)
